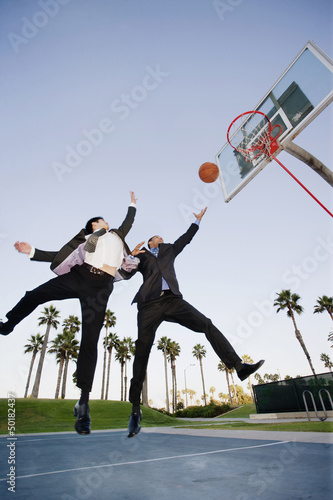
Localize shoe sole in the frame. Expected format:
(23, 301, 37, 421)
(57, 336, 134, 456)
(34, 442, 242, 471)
(128, 427, 141, 438)
(239, 360, 265, 381)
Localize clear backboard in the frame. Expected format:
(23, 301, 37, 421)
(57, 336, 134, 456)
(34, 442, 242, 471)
(216, 40, 333, 202)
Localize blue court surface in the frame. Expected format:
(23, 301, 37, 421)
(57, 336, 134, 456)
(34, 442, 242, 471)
(0, 427, 332, 500)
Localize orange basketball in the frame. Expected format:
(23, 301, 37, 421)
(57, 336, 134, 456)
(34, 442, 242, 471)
(199, 162, 219, 183)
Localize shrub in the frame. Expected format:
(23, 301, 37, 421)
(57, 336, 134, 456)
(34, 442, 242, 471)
(174, 403, 231, 418)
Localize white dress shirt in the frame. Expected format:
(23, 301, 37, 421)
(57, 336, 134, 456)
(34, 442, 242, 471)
(84, 231, 124, 269)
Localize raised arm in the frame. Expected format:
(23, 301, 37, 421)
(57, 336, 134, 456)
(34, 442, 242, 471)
(173, 207, 207, 256)
(116, 191, 137, 238)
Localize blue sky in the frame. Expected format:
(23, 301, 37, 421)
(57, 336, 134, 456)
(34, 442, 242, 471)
(0, 0, 332, 406)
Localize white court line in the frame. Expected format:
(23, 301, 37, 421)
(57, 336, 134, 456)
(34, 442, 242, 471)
(0, 440, 291, 482)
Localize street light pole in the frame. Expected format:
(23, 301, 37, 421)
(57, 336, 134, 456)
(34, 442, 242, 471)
(184, 364, 195, 408)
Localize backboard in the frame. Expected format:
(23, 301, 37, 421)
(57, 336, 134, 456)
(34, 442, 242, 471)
(216, 40, 333, 202)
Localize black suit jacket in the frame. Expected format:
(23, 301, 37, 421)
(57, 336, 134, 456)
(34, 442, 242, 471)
(31, 206, 136, 277)
(131, 222, 199, 304)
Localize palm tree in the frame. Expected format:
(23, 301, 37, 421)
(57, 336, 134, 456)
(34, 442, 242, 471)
(209, 386, 216, 402)
(188, 388, 196, 405)
(101, 310, 116, 399)
(320, 353, 333, 372)
(168, 341, 181, 412)
(218, 392, 228, 403)
(48, 333, 66, 399)
(31, 305, 60, 398)
(274, 289, 316, 376)
(157, 336, 172, 413)
(115, 341, 127, 401)
(142, 372, 148, 407)
(314, 295, 333, 320)
(60, 316, 80, 399)
(229, 368, 239, 404)
(242, 354, 254, 399)
(122, 337, 135, 401)
(49, 322, 80, 399)
(328, 331, 333, 347)
(218, 361, 233, 405)
(192, 344, 207, 405)
(104, 332, 119, 400)
(23, 334, 45, 398)
(61, 329, 80, 399)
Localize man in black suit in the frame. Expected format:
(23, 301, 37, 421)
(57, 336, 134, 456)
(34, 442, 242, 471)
(125, 207, 264, 437)
(0, 192, 137, 434)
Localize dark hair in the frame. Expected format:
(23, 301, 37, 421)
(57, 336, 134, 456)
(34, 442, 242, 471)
(85, 217, 103, 234)
(148, 235, 158, 249)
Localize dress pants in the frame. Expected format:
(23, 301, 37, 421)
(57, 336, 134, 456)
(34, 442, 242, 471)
(129, 292, 242, 406)
(6, 265, 114, 392)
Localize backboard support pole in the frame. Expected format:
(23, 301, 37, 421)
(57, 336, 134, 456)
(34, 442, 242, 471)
(283, 141, 333, 187)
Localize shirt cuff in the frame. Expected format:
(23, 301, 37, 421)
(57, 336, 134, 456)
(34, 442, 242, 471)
(28, 246, 35, 259)
(194, 219, 200, 226)
(129, 202, 136, 208)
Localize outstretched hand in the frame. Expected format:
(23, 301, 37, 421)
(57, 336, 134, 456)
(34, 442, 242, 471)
(193, 207, 207, 221)
(14, 241, 32, 254)
(131, 241, 145, 256)
(130, 191, 137, 204)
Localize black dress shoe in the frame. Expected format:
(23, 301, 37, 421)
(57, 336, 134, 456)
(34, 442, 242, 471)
(237, 360, 265, 381)
(73, 402, 91, 435)
(0, 321, 13, 335)
(128, 410, 142, 438)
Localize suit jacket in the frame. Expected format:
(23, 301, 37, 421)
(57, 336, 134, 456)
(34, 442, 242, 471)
(131, 222, 199, 304)
(31, 206, 136, 278)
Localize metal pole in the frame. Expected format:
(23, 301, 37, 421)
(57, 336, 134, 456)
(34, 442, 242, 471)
(283, 141, 333, 187)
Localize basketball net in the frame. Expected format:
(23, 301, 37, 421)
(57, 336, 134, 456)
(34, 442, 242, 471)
(227, 111, 333, 218)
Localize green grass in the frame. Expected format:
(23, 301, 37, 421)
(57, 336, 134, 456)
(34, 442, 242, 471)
(217, 404, 256, 418)
(1, 400, 332, 435)
(0, 399, 187, 435)
(179, 421, 333, 432)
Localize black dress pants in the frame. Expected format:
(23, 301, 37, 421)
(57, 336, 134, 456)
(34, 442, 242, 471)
(6, 265, 114, 392)
(129, 293, 242, 406)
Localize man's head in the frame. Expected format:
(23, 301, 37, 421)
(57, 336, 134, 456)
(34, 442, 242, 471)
(148, 235, 164, 248)
(85, 217, 109, 234)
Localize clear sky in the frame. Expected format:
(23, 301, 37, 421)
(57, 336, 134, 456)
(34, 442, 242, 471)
(1, 0, 332, 407)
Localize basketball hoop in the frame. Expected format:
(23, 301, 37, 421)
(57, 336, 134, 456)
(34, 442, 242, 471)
(227, 110, 333, 218)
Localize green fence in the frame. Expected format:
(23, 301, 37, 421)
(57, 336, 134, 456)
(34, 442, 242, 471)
(253, 372, 333, 414)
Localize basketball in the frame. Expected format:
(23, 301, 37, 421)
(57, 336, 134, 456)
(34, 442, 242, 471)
(198, 162, 219, 183)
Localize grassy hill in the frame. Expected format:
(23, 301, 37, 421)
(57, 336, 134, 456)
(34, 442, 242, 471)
(0, 399, 181, 435)
(1, 400, 332, 435)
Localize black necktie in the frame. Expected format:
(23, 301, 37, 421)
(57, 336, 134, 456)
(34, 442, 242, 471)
(84, 228, 107, 253)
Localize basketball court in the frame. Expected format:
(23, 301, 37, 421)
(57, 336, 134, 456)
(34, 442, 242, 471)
(0, 424, 332, 499)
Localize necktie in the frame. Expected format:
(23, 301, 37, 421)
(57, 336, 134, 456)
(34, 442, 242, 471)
(84, 228, 107, 253)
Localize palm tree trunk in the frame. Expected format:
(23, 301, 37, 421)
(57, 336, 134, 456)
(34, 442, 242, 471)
(61, 355, 69, 399)
(120, 363, 124, 401)
(230, 372, 239, 404)
(294, 328, 316, 376)
(124, 359, 128, 401)
(24, 351, 37, 398)
(199, 358, 207, 405)
(142, 372, 148, 407)
(55, 356, 65, 399)
(31, 323, 51, 398)
(163, 350, 170, 412)
(105, 348, 112, 400)
(171, 360, 176, 412)
(101, 329, 108, 399)
(226, 371, 233, 405)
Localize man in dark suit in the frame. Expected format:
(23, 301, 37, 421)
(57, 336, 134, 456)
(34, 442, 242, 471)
(125, 207, 264, 437)
(0, 191, 137, 434)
